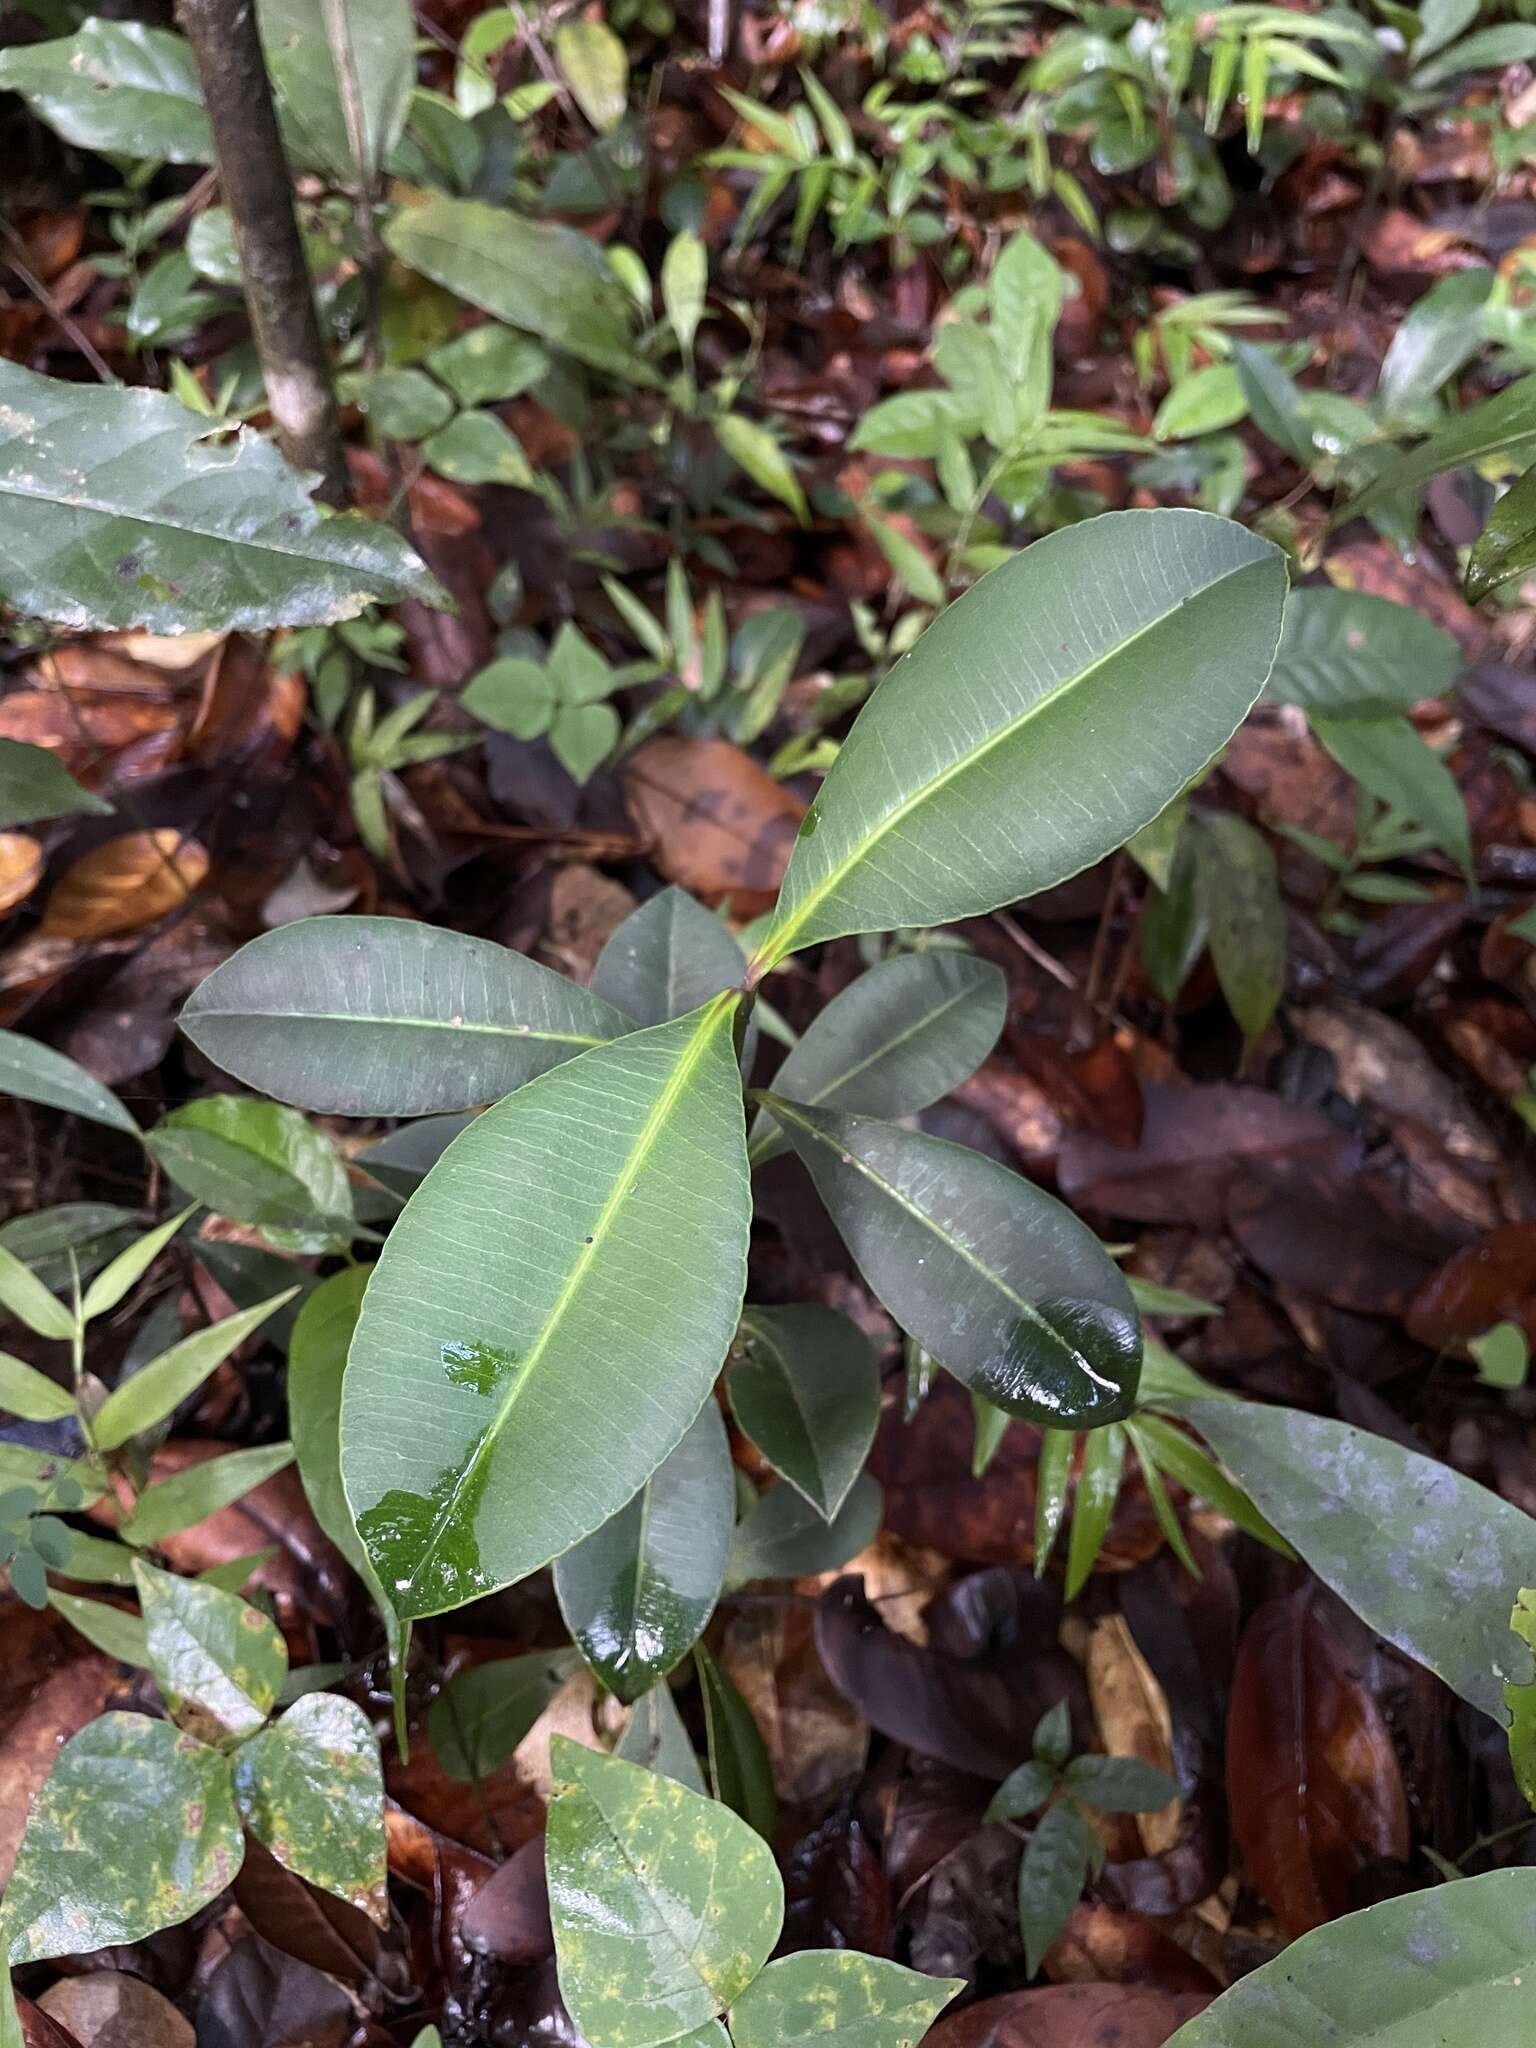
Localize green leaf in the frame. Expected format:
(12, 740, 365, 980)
(863, 512, 946, 607)
(729, 1951, 963, 2048)
(0, 1243, 75, 1341)
(0, 22, 211, 162)
(122, 1441, 296, 1547)
(616, 1680, 706, 1792)
(0, 739, 112, 830)
(1334, 373, 1536, 525)
(1471, 1321, 1529, 1389)
(0, 1029, 138, 1138)
(464, 656, 559, 740)
(763, 1097, 1141, 1426)
(2, 1204, 141, 1294)
(550, 701, 621, 785)
(0, 1351, 75, 1422)
(1467, 460, 1536, 602)
(0, 362, 442, 633)
(287, 1267, 375, 1585)
(694, 1641, 777, 1839)
(1126, 1411, 1293, 1555)
(756, 510, 1285, 965)
(985, 1757, 1057, 1822)
(232, 1692, 387, 1919)
(351, 367, 455, 441)
(1165, 1868, 1536, 2045)
(422, 409, 535, 488)
(1234, 343, 1333, 469)
(730, 1305, 879, 1519)
(1311, 712, 1473, 876)
(1376, 269, 1496, 420)
(728, 1470, 884, 1584)
(555, 1400, 733, 1704)
(182, 915, 630, 1116)
(546, 1735, 783, 2046)
(1266, 588, 1462, 713)
(554, 18, 628, 132)
(427, 324, 548, 408)
(1173, 1398, 1536, 1721)
(429, 1648, 576, 1780)
(1413, 21, 1536, 87)
(714, 414, 810, 526)
(0, 1444, 102, 1510)
(135, 1558, 287, 1741)
(592, 888, 746, 1029)
(1064, 1753, 1179, 1813)
(1034, 1427, 1074, 1576)
(1065, 1421, 1125, 1600)
(47, 1589, 149, 1667)
(384, 196, 649, 381)
(1415, 0, 1480, 62)
(145, 1097, 353, 1246)
(341, 997, 751, 1620)
(257, 0, 415, 181)
(750, 950, 1006, 1164)
(80, 1206, 196, 1325)
(5, 1712, 244, 1963)
(94, 1288, 297, 1451)
(1153, 365, 1248, 441)
(662, 231, 708, 354)
(42, 1527, 137, 1586)
(1018, 1801, 1094, 1976)
(1194, 812, 1286, 1046)
(1507, 1590, 1536, 1807)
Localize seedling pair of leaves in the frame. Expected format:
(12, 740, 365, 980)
(465, 620, 634, 783)
(0, 1561, 385, 2026)
(600, 563, 808, 748)
(348, 320, 547, 489)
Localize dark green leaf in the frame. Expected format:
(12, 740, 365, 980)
(591, 888, 746, 1029)
(1140, 834, 1207, 1008)
(1194, 812, 1286, 1046)
(545, 1735, 783, 2046)
(1265, 588, 1462, 713)
(0, 22, 211, 162)
(429, 1649, 576, 1781)
(695, 1641, 777, 1840)
(1466, 461, 1536, 602)
(728, 1471, 884, 1584)
(616, 1681, 706, 1792)
(287, 1267, 377, 1586)
(135, 1558, 287, 1740)
(1311, 712, 1472, 875)
(1065, 1753, 1179, 1813)
(258, 0, 414, 181)
(341, 998, 751, 1619)
(555, 1401, 734, 1703)
(729, 1305, 879, 1519)
(985, 1758, 1056, 1822)
(145, 1097, 353, 1246)
(1334, 373, 1536, 525)
(94, 1289, 297, 1451)
(0, 739, 113, 831)
(181, 916, 631, 1116)
(5, 1712, 243, 1963)
(764, 1097, 1141, 1426)
(1017, 1801, 1093, 1976)
(232, 1692, 387, 1919)
(1033, 1700, 1071, 1770)
(0, 362, 442, 632)
(122, 1441, 295, 1547)
(0, 1029, 138, 1137)
(729, 1951, 963, 2048)
(1413, 22, 1536, 86)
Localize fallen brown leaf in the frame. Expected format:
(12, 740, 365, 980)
(1086, 1614, 1181, 1856)
(0, 832, 44, 915)
(42, 831, 209, 939)
(623, 735, 804, 913)
(38, 1973, 194, 2048)
(925, 1982, 1211, 2046)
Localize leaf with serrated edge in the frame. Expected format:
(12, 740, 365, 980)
(341, 996, 750, 1619)
(232, 1692, 387, 1921)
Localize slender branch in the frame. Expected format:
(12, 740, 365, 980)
(175, 0, 350, 504)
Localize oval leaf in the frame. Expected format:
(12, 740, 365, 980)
(341, 997, 750, 1619)
(728, 1470, 885, 1585)
(757, 510, 1285, 964)
(0, 22, 212, 162)
(592, 887, 746, 1028)
(145, 1096, 353, 1245)
(730, 1304, 880, 1519)
(0, 739, 112, 830)
(764, 1096, 1141, 1425)
(1264, 587, 1462, 714)
(231, 1692, 387, 1921)
(730, 1951, 962, 2048)
(134, 1558, 287, 1740)
(181, 915, 632, 1115)
(0, 1030, 138, 1134)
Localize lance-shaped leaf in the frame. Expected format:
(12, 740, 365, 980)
(1173, 1398, 1536, 1722)
(555, 1399, 734, 1703)
(0, 738, 113, 831)
(135, 1559, 288, 1741)
(0, 362, 443, 633)
(181, 915, 633, 1115)
(93, 1287, 298, 1450)
(232, 1693, 387, 1921)
(0, 1030, 138, 1136)
(122, 1441, 295, 1547)
(1334, 372, 1536, 526)
(748, 950, 1006, 1164)
(1467, 460, 1536, 602)
(729, 1305, 880, 1518)
(257, 0, 414, 184)
(764, 1096, 1140, 1425)
(1264, 587, 1461, 714)
(546, 1737, 783, 2048)
(591, 887, 746, 1027)
(5, 1713, 243, 1963)
(0, 1350, 75, 1421)
(1165, 1867, 1536, 2046)
(0, 22, 212, 163)
(341, 997, 751, 1620)
(730, 1952, 962, 2048)
(754, 510, 1285, 966)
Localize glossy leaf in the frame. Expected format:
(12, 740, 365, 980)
(1466, 460, 1536, 602)
(555, 1400, 734, 1703)
(122, 1441, 296, 1547)
(694, 1641, 777, 1840)
(1065, 1422, 1125, 1600)
(756, 510, 1285, 964)
(182, 915, 631, 1115)
(0, 1351, 74, 1421)
(1311, 712, 1472, 875)
(135, 1558, 287, 1741)
(0, 738, 112, 831)
(257, 0, 414, 183)
(341, 997, 751, 1619)
(731, 1951, 962, 2048)
(429, 1648, 576, 1780)
(764, 1097, 1140, 1425)
(94, 1288, 297, 1450)
(730, 1304, 880, 1518)
(749, 950, 1006, 1165)
(145, 1097, 353, 1244)
(0, 22, 211, 162)
(1174, 1398, 1536, 1720)
(385, 197, 646, 380)
(545, 1736, 783, 2047)
(1334, 373, 1536, 525)
(591, 887, 746, 1028)
(5, 1712, 244, 1963)
(1194, 813, 1286, 1047)
(0, 362, 441, 632)
(1265, 588, 1461, 713)
(728, 1470, 884, 1584)
(232, 1693, 387, 1920)
(1018, 1801, 1094, 1976)
(1165, 1867, 1536, 2045)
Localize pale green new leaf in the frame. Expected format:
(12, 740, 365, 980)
(554, 18, 628, 132)
(122, 1441, 296, 1547)
(0, 740, 112, 831)
(756, 511, 1285, 965)
(0, 1352, 75, 1421)
(0, 363, 442, 632)
(341, 997, 751, 1620)
(0, 22, 212, 162)
(80, 1205, 196, 1324)
(94, 1287, 298, 1451)
(47, 1588, 149, 1667)
(0, 1244, 75, 1341)
(715, 414, 811, 526)
(730, 1951, 962, 2048)
(181, 915, 631, 1115)
(1376, 269, 1495, 420)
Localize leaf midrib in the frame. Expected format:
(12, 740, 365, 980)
(759, 546, 1268, 964)
(188, 1001, 611, 1050)
(402, 994, 738, 1598)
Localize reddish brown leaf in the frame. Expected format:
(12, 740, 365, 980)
(16, 1996, 81, 2048)
(1041, 1903, 1219, 1994)
(925, 1983, 1211, 2046)
(1226, 1589, 1409, 1937)
(41, 832, 209, 939)
(458, 1834, 552, 1964)
(780, 1810, 891, 1956)
(623, 736, 804, 912)
(232, 1835, 392, 1995)
(1407, 1222, 1536, 1350)
(37, 1973, 193, 2048)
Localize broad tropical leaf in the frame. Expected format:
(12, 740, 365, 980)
(1265, 588, 1461, 713)
(730, 1952, 962, 2048)
(591, 887, 747, 1028)
(181, 915, 632, 1115)
(729, 1304, 880, 1518)
(1167, 1868, 1536, 2045)
(0, 22, 211, 162)
(765, 1096, 1140, 1424)
(755, 510, 1285, 965)
(232, 1693, 387, 1920)
(0, 362, 442, 632)
(341, 997, 751, 1619)
(546, 1737, 783, 2048)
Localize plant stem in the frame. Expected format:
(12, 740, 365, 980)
(175, 0, 350, 504)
